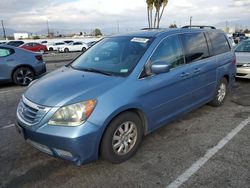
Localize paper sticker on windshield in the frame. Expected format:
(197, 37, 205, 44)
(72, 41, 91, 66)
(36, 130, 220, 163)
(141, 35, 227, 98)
(131, 37, 149, 44)
(120, 69, 128, 73)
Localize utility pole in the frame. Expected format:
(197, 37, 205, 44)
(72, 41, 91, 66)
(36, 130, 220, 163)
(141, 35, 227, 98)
(189, 16, 192, 27)
(47, 20, 50, 37)
(1, 20, 6, 40)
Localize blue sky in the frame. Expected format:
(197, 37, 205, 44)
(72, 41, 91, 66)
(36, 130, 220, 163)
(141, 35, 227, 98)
(0, 0, 250, 33)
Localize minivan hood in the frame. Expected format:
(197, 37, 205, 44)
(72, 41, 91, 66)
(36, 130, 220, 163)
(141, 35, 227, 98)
(236, 52, 250, 64)
(24, 66, 123, 107)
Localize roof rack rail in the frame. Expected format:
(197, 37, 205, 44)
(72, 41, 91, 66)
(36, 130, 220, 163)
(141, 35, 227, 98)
(182, 25, 216, 29)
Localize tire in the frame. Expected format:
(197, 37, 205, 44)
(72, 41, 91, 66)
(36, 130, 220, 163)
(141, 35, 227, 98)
(101, 112, 143, 163)
(209, 77, 228, 107)
(82, 47, 87, 52)
(64, 48, 69, 53)
(13, 67, 34, 86)
(49, 47, 53, 51)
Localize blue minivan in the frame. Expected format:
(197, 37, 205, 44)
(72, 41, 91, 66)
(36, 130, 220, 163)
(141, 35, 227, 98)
(16, 28, 236, 165)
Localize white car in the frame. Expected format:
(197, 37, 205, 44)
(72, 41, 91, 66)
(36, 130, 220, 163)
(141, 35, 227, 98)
(235, 40, 250, 79)
(58, 42, 88, 53)
(47, 42, 66, 51)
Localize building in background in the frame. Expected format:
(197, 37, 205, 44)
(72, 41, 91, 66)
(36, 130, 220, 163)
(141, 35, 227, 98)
(14, 33, 29, 40)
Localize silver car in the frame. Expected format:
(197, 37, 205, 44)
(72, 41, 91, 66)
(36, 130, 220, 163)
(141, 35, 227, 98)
(235, 40, 250, 79)
(0, 45, 46, 86)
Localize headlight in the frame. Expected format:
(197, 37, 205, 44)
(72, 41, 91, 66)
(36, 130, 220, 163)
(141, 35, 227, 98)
(242, 63, 250, 67)
(48, 100, 97, 126)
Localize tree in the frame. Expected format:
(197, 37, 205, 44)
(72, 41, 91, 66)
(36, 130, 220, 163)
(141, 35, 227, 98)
(169, 24, 177, 28)
(244, 28, 249, 34)
(94, 28, 102, 36)
(146, 0, 169, 29)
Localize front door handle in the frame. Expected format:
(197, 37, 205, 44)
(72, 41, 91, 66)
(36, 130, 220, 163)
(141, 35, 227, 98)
(194, 68, 201, 73)
(180, 72, 190, 77)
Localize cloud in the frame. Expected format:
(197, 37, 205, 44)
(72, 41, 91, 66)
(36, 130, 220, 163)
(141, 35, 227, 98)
(0, 0, 250, 33)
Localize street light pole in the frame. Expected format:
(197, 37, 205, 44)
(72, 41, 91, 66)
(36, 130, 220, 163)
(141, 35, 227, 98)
(190, 16, 193, 27)
(1, 20, 6, 40)
(47, 20, 50, 37)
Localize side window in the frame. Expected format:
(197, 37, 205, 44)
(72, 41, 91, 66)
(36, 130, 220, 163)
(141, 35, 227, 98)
(74, 42, 82, 45)
(208, 32, 231, 55)
(0, 48, 13, 57)
(150, 35, 185, 69)
(181, 32, 209, 64)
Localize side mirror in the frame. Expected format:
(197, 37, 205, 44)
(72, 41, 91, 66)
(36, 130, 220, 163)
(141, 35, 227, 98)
(151, 61, 171, 74)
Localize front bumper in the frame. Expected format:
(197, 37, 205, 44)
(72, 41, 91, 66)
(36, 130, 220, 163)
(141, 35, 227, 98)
(236, 68, 250, 79)
(15, 119, 102, 166)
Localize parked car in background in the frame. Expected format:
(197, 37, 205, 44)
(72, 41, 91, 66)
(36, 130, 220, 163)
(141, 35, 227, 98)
(0, 45, 46, 86)
(0, 41, 7, 44)
(16, 27, 236, 165)
(235, 39, 250, 79)
(87, 41, 98, 48)
(40, 41, 48, 45)
(6, 40, 24, 47)
(19, 42, 48, 54)
(58, 42, 88, 53)
(47, 42, 66, 51)
(63, 40, 74, 44)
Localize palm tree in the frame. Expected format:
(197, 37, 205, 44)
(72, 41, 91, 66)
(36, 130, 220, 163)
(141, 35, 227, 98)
(158, 0, 168, 28)
(146, 0, 154, 28)
(146, 0, 169, 29)
(153, 0, 162, 28)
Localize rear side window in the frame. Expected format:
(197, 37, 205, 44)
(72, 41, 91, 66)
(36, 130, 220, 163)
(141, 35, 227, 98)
(150, 35, 185, 69)
(0, 48, 14, 57)
(208, 32, 231, 55)
(181, 32, 209, 64)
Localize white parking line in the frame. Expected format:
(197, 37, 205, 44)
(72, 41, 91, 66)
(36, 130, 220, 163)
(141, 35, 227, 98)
(0, 88, 24, 94)
(0, 124, 15, 130)
(166, 116, 250, 188)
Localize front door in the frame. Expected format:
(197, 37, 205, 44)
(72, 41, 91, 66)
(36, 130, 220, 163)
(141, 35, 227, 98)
(138, 34, 194, 130)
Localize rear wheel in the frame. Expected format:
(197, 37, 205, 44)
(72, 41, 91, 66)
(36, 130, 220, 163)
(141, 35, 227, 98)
(49, 47, 53, 51)
(209, 77, 228, 107)
(13, 67, 34, 86)
(101, 112, 143, 163)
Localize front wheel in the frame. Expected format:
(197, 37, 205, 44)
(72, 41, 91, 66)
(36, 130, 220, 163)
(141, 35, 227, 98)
(64, 48, 69, 53)
(209, 77, 228, 107)
(101, 112, 143, 163)
(13, 67, 34, 86)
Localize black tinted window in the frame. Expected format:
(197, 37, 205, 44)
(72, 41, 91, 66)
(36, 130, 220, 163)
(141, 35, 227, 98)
(181, 32, 209, 63)
(208, 32, 231, 55)
(150, 35, 185, 69)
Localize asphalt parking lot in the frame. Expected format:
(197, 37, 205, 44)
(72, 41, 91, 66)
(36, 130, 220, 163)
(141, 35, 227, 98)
(0, 54, 250, 188)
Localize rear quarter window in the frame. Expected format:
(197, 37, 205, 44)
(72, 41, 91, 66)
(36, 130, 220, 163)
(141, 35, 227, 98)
(208, 32, 231, 55)
(0, 48, 14, 57)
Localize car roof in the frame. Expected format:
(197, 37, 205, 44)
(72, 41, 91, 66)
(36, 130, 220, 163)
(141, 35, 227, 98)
(110, 28, 224, 38)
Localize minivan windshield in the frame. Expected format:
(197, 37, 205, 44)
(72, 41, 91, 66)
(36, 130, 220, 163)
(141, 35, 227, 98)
(235, 41, 250, 52)
(71, 36, 153, 76)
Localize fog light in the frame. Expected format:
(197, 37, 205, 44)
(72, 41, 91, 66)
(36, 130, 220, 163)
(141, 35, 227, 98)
(54, 148, 73, 158)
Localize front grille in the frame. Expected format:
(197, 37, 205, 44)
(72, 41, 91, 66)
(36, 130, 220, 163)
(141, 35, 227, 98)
(17, 96, 50, 126)
(236, 73, 247, 76)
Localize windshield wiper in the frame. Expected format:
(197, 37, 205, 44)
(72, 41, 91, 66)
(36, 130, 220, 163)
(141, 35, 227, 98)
(77, 68, 113, 76)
